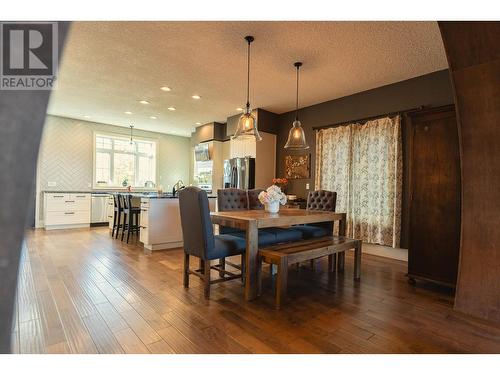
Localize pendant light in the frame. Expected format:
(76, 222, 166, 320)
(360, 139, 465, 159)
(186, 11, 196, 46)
(284, 62, 309, 150)
(233, 35, 262, 141)
(127, 125, 135, 152)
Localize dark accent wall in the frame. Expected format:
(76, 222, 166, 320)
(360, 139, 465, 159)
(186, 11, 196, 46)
(276, 69, 455, 200)
(439, 21, 500, 324)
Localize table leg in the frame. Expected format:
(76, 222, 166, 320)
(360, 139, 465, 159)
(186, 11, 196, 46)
(328, 253, 337, 272)
(338, 252, 345, 273)
(354, 241, 362, 280)
(244, 220, 259, 301)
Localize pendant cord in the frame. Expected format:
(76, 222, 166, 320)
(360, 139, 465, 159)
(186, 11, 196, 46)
(295, 65, 299, 121)
(246, 40, 251, 110)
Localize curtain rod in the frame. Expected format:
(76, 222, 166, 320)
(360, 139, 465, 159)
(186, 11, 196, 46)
(312, 105, 425, 131)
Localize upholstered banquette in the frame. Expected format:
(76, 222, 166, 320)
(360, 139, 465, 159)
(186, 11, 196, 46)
(217, 188, 303, 245)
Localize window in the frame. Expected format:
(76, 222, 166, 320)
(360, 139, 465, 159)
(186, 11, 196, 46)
(94, 133, 157, 188)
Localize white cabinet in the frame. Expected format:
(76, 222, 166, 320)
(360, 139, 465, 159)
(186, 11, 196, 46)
(229, 138, 256, 159)
(44, 193, 91, 230)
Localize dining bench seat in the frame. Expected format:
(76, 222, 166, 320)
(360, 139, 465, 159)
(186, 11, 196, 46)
(231, 227, 304, 247)
(257, 235, 362, 309)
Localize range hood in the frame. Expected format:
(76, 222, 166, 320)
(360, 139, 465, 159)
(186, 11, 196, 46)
(194, 143, 211, 161)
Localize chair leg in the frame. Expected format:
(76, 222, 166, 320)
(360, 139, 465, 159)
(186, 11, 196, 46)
(111, 211, 117, 237)
(241, 255, 246, 285)
(218, 258, 225, 278)
(121, 213, 127, 241)
(126, 213, 132, 243)
(183, 254, 190, 287)
(203, 260, 211, 299)
(276, 257, 288, 309)
(115, 212, 121, 239)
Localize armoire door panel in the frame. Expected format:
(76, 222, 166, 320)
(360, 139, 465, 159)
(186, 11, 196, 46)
(408, 106, 461, 286)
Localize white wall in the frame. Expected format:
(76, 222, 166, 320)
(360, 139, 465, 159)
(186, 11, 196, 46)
(36, 115, 191, 224)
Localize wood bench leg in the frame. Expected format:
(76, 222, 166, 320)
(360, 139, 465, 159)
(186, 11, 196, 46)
(328, 253, 337, 273)
(338, 252, 345, 273)
(183, 254, 190, 287)
(354, 242, 362, 280)
(257, 255, 263, 297)
(203, 260, 211, 299)
(276, 257, 287, 309)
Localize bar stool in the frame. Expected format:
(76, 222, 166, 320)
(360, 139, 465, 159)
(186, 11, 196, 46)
(112, 194, 124, 239)
(121, 194, 141, 243)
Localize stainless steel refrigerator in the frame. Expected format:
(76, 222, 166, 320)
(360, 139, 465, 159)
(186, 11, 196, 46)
(223, 157, 255, 189)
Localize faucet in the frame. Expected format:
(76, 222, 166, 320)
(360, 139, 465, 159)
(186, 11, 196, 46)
(172, 180, 185, 196)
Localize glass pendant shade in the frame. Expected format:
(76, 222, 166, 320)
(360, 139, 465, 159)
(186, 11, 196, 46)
(284, 119, 309, 149)
(232, 35, 262, 141)
(284, 61, 309, 150)
(234, 109, 262, 140)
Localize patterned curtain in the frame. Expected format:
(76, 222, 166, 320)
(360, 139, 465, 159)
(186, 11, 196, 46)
(315, 116, 402, 247)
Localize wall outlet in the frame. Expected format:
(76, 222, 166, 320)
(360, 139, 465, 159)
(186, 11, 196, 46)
(87, 183, 92, 188)
(305, 183, 310, 190)
(47, 181, 56, 187)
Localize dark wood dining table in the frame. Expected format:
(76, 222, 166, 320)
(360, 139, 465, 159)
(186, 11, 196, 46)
(210, 208, 347, 301)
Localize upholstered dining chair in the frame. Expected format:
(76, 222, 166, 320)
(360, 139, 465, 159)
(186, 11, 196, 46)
(179, 187, 246, 298)
(247, 188, 264, 210)
(294, 190, 337, 239)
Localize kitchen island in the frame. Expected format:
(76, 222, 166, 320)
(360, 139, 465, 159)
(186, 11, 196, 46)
(139, 194, 217, 252)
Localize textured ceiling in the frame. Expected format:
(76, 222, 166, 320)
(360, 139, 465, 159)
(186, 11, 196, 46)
(48, 21, 448, 137)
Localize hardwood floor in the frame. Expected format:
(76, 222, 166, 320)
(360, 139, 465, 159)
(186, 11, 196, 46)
(12, 227, 500, 354)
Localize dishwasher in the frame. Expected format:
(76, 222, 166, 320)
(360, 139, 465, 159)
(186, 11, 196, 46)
(91, 193, 111, 225)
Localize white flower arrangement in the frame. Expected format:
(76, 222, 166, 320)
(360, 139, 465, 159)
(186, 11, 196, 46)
(258, 185, 287, 205)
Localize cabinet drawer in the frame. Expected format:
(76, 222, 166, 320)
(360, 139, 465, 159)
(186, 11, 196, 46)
(46, 198, 90, 212)
(71, 193, 91, 201)
(45, 210, 90, 225)
(45, 194, 70, 204)
(140, 199, 150, 208)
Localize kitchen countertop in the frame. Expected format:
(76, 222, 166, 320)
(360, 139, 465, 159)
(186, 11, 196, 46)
(42, 190, 217, 199)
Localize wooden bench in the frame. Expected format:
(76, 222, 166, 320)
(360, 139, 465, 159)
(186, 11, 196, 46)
(257, 236, 362, 309)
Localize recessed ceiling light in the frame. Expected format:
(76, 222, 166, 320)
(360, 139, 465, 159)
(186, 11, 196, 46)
(139, 100, 150, 105)
(195, 122, 201, 125)
(124, 111, 132, 115)
(83, 115, 91, 119)
(191, 95, 201, 100)
(160, 86, 171, 92)
(172, 131, 177, 133)
(236, 107, 243, 111)
(167, 107, 176, 111)
(150, 116, 157, 120)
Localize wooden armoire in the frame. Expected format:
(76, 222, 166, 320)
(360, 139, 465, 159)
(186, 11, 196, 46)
(406, 105, 461, 287)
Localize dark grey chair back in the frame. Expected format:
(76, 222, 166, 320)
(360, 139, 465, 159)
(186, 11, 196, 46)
(247, 189, 264, 210)
(179, 187, 215, 260)
(217, 188, 248, 234)
(306, 190, 337, 232)
(217, 188, 248, 211)
(307, 190, 337, 211)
